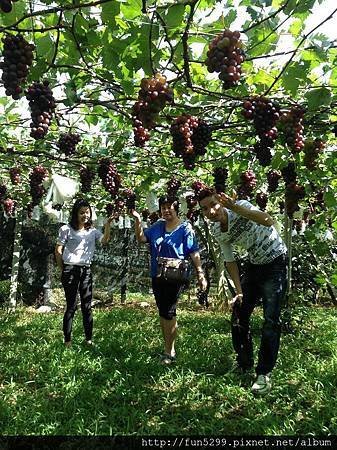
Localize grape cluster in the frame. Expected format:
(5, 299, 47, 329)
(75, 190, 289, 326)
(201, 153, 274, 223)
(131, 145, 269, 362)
(2, 198, 15, 216)
(123, 188, 136, 210)
(252, 137, 273, 167)
(242, 97, 280, 139)
(186, 193, 198, 210)
(106, 197, 125, 219)
(285, 182, 305, 217)
(184, 192, 199, 223)
(279, 201, 285, 214)
(237, 170, 256, 199)
(9, 167, 20, 184)
(79, 166, 95, 193)
(134, 126, 150, 147)
(148, 211, 159, 224)
(166, 177, 181, 200)
(0, 0, 19, 13)
(303, 139, 324, 170)
(105, 203, 114, 217)
(141, 209, 150, 222)
(243, 98, 280, 166)
(186, 209, 200, 224)
(170, 115, 212, 170)
(98, 158, 121, 198)
(311, 189, 325, 210)
(293, 219, 303, 233)
(0, 184, 6, 200)
(266, 169, 281, 193)
(213, 167, 228, 193)
(26, 81, 56, 139)
(191, 180, 209, 199)
(255, 192, 268, 211)
(58, 133, 81, 156)
(205, 29, 245, 89)
(29, 165, 48, 206)
(132, 73, 173, 147)
(281, 162, 297, 184)
(278, 106, 305, 154)
(1, 34, 34, 100)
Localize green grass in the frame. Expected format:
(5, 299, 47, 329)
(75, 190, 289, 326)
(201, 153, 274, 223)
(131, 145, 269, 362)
(0, 298, 337, 435)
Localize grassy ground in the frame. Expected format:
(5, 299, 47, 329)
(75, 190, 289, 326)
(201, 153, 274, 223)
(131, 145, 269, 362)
(0, 295, 337, 436)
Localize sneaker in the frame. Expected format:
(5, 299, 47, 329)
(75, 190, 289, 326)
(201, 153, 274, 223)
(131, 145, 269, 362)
(251, 373, 272, 395)
(160, 353, 176, 366)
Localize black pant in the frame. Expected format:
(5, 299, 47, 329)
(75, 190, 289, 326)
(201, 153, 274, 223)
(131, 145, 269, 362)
(231, 254, 287, 375)
(152, 277, 184, 320)
(61, 265, 93, 342)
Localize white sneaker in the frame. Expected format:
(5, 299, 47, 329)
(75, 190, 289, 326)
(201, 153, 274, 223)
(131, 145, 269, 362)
(251, 373, 272, 395)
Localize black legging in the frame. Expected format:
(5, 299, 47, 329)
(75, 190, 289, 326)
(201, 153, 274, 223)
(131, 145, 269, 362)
(61, 265, 93, 342)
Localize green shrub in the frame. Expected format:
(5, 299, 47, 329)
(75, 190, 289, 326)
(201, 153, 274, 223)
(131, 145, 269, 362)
(0, 280, 10, 304)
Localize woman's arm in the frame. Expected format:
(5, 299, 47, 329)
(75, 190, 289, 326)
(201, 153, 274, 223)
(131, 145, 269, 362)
(129, 210, 147, 243)
(101, 217, 113, 245)
(55, 244, 64, 270)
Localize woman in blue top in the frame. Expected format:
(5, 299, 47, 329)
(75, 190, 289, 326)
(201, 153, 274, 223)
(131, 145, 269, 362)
(130, 196, 207, 365)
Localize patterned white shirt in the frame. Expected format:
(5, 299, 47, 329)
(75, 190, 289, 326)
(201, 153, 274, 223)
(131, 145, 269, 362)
(212, 200, 287, 265)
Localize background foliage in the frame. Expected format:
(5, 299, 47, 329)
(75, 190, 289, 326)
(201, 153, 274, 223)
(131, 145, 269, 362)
(0, 0, 336, 294)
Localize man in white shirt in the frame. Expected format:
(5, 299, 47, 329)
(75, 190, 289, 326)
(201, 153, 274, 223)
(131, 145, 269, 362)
(198, 187, 288, 395)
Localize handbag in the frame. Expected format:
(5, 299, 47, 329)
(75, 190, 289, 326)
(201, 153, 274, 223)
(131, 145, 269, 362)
(156, 224, 191, 282)
(156, 256, 191, 282)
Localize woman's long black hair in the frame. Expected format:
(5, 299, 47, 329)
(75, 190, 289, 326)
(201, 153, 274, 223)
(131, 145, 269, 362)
(69, 198, 93, 230)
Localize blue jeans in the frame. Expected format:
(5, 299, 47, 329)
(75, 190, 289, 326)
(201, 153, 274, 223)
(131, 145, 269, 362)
(231, 254, 287, 375)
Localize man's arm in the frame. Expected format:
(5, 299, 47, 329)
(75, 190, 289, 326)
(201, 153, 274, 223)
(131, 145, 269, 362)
(226, 260, 243, 306)
(217, 193, 274, 227)
(55, 244, 64, 270)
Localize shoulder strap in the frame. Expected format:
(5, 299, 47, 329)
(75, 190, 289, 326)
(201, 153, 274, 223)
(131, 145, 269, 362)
(157, 221, 166, 256)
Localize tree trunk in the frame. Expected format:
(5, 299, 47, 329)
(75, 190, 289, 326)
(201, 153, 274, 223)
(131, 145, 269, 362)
(8, 210, 23, 310)
(43, 253, 54, 305)
(194, 219, 229, 306)
(120, 226, 129, 304)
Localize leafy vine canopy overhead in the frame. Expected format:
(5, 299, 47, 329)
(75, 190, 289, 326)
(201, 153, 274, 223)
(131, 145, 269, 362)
(0, 0, 336, 217)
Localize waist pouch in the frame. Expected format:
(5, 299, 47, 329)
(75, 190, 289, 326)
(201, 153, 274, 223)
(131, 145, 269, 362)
(156, 257, 191, 282)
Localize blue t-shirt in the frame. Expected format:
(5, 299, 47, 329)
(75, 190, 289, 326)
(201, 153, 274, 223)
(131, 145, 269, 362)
(144, 220, 199, 278)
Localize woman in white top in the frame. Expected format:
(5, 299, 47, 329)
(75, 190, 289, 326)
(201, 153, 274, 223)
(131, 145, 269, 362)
(55, 199, 112, 347)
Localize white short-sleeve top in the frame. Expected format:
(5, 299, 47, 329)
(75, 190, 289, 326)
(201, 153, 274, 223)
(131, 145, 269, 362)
(57, 224, 103, 266)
